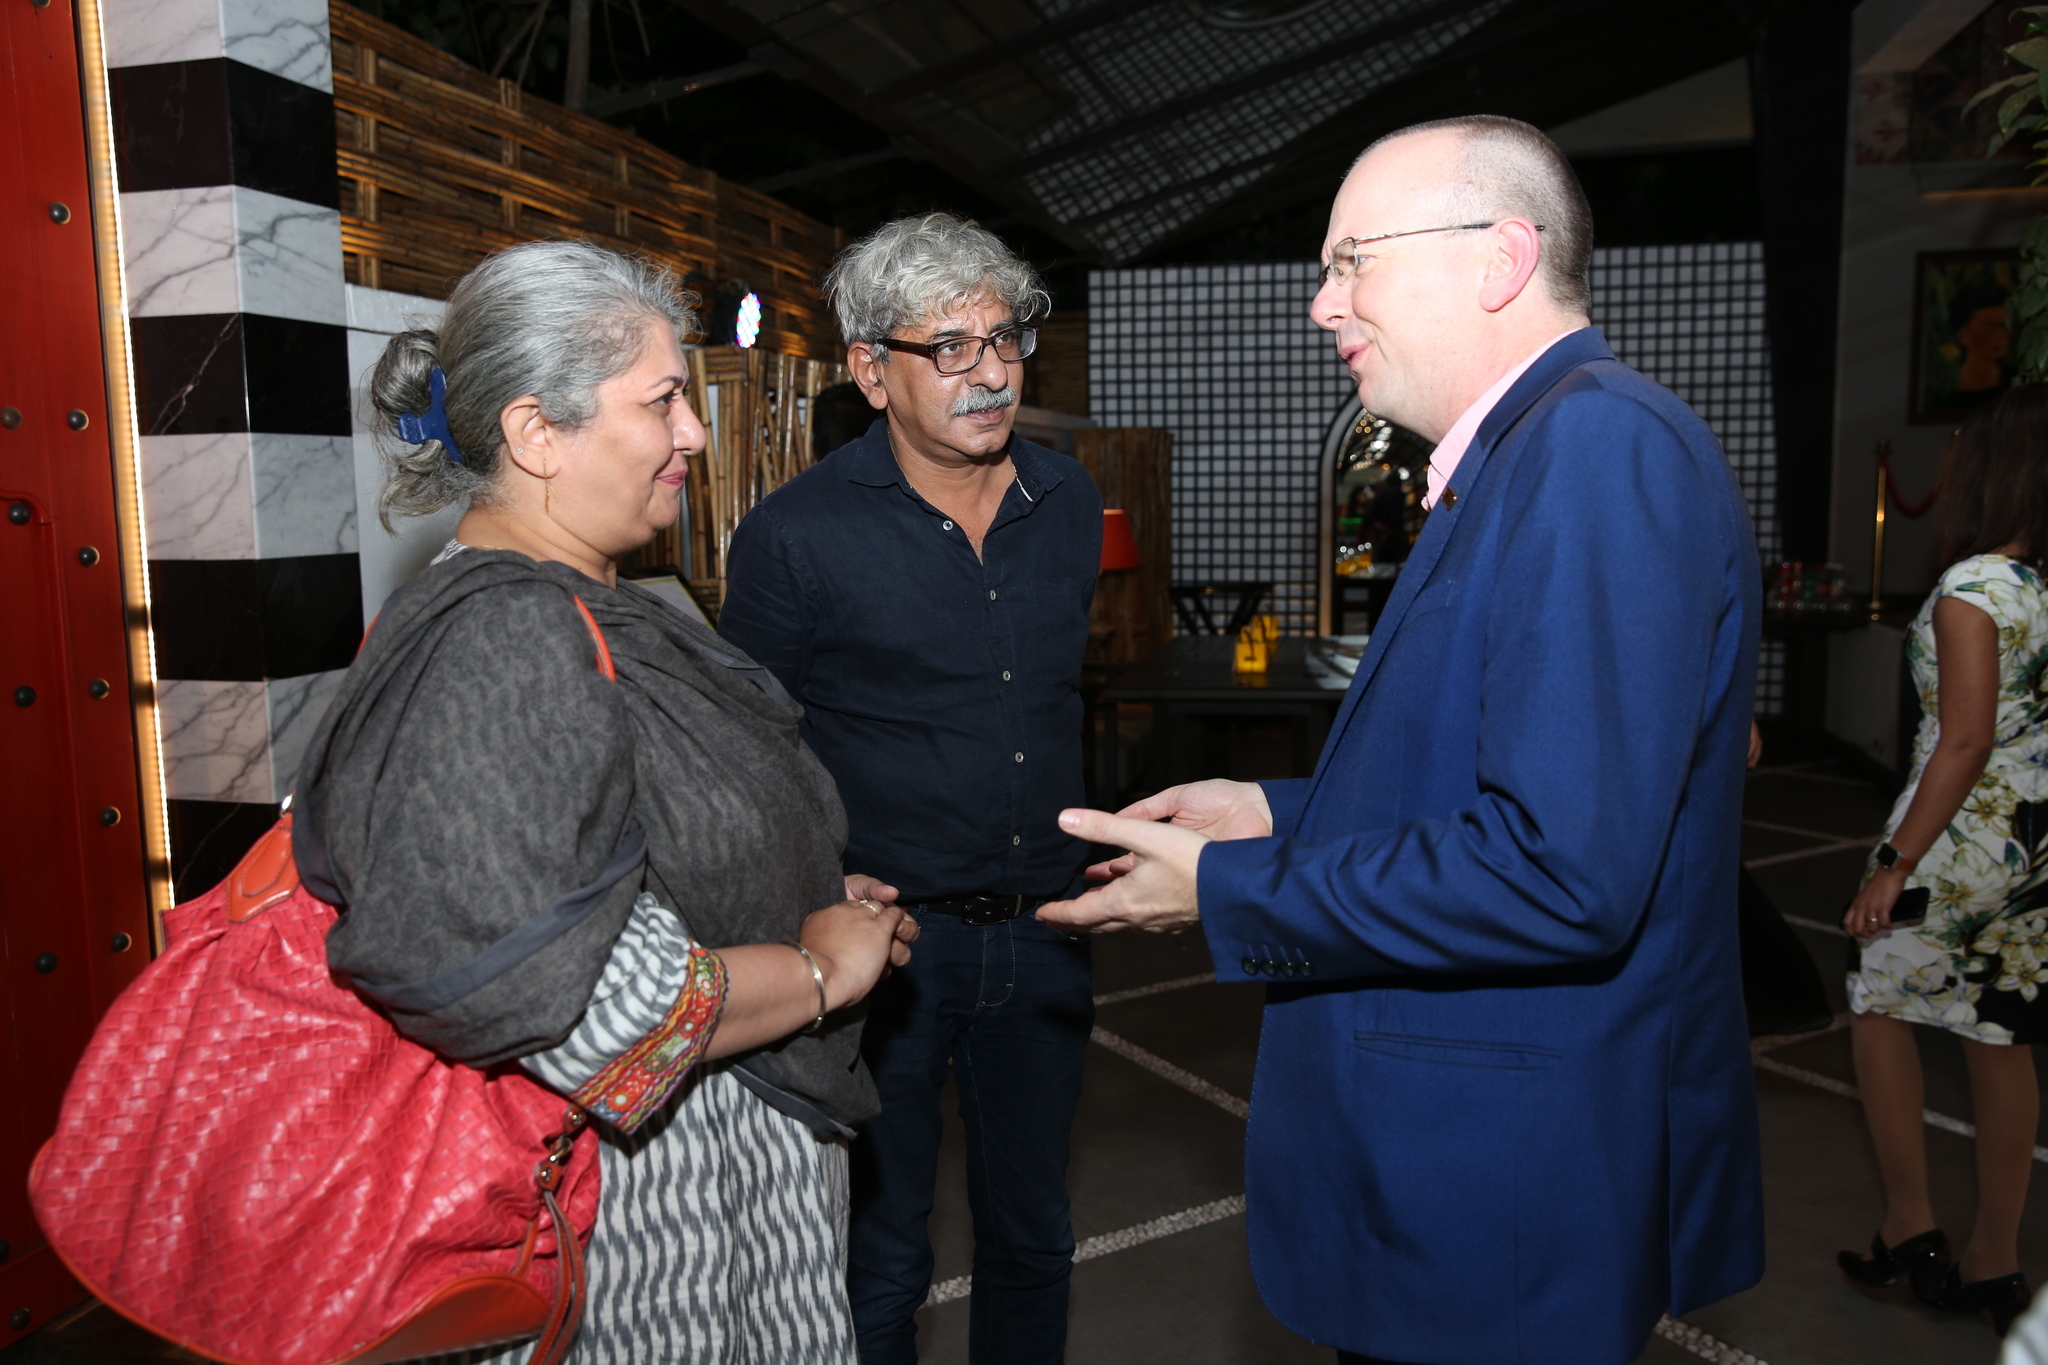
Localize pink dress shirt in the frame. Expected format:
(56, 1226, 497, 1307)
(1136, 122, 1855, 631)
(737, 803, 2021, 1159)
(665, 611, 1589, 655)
(1422, 330, 1581, 509)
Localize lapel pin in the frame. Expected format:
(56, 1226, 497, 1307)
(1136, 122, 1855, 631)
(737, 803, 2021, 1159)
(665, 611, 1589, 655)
(1442, 488, 1458, 507)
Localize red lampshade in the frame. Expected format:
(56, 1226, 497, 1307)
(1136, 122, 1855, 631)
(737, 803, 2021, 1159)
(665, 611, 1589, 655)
(1101, 508, 1141, 572)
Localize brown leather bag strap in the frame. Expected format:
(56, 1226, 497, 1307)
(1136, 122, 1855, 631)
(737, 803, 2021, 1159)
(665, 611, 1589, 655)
(529, 1186, 587, 1365)
(226, 815, 301, 922)
(528, 1108, 590, 1365)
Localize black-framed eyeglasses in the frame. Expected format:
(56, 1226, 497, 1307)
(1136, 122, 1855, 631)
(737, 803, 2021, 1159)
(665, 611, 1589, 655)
(1318, 222, 1547, 286)
(873, 325, 1037, 375)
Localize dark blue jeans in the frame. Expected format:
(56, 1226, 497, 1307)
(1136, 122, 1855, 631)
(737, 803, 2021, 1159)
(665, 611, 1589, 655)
(848, 908, 1093, 1365)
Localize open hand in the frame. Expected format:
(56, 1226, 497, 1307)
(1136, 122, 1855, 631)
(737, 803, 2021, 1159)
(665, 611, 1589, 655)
(1084, 779, 1273, 882)
(1039, 808, 1208, 934)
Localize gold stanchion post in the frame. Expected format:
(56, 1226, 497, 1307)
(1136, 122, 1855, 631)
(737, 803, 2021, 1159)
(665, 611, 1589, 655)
(1868, 438, 1889, 621)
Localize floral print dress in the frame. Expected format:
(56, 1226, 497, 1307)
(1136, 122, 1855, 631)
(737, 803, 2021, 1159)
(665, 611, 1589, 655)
(1849, 554, 2048, 1044)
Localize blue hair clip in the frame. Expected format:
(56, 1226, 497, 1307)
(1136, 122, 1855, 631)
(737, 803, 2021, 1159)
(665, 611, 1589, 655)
(395, 367, 464, 465)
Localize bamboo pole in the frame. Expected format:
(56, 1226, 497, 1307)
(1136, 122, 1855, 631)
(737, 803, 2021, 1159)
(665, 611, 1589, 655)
(674, 348, 845, 614)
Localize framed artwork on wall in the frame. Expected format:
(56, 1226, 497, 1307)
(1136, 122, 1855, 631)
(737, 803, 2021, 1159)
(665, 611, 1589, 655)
(1910, 248, 2021, 423)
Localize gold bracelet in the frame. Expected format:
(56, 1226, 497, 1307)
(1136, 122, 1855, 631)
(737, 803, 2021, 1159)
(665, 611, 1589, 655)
(784, 940, 827, 1034)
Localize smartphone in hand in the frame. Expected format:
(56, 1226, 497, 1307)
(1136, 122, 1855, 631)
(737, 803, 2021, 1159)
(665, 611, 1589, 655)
(1888, 886, 1931, 929)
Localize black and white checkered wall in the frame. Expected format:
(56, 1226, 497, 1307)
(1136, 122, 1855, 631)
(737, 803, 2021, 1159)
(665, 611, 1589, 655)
(104, 0, 361, 892)
(1089, 263, 1351, 634)
(1088, 244, 1784, 710)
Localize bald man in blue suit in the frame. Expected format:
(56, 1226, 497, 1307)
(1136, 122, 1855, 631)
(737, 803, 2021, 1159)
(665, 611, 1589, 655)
(1040, 116, 1764, 1364)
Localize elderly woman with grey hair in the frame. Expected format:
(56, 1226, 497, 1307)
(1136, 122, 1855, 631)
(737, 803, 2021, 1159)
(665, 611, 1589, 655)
(295, 237, 916, 1363)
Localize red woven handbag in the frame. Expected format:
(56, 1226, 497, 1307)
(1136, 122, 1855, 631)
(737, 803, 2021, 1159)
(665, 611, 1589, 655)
(27, 815, 602, 1365)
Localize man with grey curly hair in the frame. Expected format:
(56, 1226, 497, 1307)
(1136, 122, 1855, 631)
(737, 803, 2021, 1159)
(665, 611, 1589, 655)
(720, 213, 1099, 1364)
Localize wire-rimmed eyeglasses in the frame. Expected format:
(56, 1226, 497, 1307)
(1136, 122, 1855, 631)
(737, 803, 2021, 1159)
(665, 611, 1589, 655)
(873, 325, 1038, 375)
(1318, 222, 1547, 287)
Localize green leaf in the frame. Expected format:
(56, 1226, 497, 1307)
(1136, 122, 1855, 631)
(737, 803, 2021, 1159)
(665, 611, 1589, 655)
(2003, 86, 2041, 134)
(2010, 35, 2048, 71)
(1968, 70, 2037, 118)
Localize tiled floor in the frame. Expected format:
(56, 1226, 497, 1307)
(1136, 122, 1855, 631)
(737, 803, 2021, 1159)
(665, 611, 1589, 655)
(907, 760, 2043, 1365)
(9, 759, 2040, 1364)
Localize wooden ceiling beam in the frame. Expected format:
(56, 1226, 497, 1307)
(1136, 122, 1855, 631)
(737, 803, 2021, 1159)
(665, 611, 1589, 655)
(669, 0, 1088, 248)
(867, 0, 1184, 103)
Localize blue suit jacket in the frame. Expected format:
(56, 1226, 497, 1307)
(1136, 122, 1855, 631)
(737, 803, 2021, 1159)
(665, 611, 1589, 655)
(1199, 330, 1764, 1364)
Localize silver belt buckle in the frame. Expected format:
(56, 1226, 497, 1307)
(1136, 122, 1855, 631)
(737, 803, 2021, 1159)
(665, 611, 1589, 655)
(959, 894, 1026, 926)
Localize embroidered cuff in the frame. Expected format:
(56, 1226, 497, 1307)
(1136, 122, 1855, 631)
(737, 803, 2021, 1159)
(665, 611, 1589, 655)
(569, 945, 727, 1131)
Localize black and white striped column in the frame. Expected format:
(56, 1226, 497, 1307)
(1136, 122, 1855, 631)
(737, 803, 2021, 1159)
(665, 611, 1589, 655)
(103, 0, 359, 895)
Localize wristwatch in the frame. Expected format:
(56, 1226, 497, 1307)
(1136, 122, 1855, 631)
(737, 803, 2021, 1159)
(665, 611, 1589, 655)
(1874, 842, 1919, 874)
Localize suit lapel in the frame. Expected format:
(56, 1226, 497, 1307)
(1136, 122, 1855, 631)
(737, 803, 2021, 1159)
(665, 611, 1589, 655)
(1311, 328, 1614, 781)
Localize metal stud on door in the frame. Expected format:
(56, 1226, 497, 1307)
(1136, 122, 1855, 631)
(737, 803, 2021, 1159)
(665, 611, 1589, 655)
(0, 0, 157, 1343)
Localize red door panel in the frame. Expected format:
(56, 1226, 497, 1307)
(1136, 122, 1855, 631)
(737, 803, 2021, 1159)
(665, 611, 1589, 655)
(0, 0, 157, 1342)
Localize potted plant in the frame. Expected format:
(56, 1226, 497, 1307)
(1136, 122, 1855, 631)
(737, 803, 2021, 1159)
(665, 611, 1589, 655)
(1968, 5, 2048, 381)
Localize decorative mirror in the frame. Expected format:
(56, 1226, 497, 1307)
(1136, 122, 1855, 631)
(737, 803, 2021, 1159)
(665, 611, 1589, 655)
(1315, 398, 1433, 635)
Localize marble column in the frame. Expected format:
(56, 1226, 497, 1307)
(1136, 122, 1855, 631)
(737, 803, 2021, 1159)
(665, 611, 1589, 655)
(103, 0, 358, 896)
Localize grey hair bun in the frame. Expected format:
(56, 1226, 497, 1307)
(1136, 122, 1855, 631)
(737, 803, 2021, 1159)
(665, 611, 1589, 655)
(368, 327, 490, 530)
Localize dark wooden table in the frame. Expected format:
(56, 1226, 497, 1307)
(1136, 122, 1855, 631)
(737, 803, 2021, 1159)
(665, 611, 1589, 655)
(1093, 636, 1359, 798)
(1761, 607, 1867, 759)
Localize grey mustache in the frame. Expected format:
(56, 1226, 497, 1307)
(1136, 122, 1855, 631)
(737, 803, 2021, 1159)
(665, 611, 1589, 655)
(952, 385, 1018, 417)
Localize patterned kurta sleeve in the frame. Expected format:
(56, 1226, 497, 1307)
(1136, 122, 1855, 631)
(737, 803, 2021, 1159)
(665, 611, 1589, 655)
(521, 892, 729, 1132)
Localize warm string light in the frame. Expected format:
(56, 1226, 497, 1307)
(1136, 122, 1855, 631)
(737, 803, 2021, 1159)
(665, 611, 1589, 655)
(74, 0, 175, 928)
(1351, 408, 1392, 459)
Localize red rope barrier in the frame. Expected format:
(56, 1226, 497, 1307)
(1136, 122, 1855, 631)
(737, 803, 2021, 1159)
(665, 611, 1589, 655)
(1880, 450, 1941, 518)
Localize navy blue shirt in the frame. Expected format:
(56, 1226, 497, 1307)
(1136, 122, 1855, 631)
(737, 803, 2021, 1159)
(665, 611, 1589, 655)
(718, 421, 1101, 902)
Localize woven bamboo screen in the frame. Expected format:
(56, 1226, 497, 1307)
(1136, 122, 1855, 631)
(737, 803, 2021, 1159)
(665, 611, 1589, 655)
(330, 2, 844, 359)
(717, 181, 845, 359)
(632, 349, 847, 611)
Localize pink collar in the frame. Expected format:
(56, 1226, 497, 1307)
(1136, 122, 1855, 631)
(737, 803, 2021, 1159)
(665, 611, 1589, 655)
(1422, 331, 1579, 509)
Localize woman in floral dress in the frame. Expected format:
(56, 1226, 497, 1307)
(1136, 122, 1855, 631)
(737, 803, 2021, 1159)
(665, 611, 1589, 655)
(1837, 383, 2048, 1336)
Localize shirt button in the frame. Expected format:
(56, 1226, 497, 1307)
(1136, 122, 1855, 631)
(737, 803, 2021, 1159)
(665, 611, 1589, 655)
(1002, 670, 1012, 681)
(988, 589, 997, 600)
(1014, 752, 1024, 763)
(942, 520, 954, 530)
(1012, 834, 1021, 845)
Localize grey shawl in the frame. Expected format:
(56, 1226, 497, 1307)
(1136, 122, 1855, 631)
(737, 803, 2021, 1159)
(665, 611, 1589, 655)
(296, 550, 876, 1131)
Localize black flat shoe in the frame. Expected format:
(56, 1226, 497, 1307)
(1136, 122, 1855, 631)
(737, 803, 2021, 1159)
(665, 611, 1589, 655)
(1837, 1228, 1950, 1290)
(1918, 1265, 2033, 1337)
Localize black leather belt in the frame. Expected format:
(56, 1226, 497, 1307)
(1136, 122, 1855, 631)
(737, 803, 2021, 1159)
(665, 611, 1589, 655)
(914, 894, 1035, 927)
